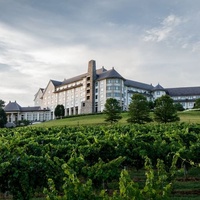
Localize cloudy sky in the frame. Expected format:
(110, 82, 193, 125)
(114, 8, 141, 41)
(0, 0, 200, 106)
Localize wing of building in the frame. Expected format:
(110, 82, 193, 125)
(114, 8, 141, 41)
(4, 59, 200, 122)
(4, 101, 50, 123)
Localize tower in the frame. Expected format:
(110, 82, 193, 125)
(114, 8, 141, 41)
(81, 60, 97, 113)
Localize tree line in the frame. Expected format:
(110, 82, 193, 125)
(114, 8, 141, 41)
(104, 94, 184, 124)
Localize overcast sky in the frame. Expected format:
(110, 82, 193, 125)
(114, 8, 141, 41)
(1, 0, 200, 106)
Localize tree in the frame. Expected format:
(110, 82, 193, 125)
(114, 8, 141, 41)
(127, 93, 152, 124)
(148, 100, 155, 110)
(174, 102, 184, 111)
(194, 98, 200, 109)
(54, 105, 65, 119)
(154, 95, 180, 123)
(104, 98, 122, 123)
(0, 99, 5, 108)
(0, 108, 7, 128)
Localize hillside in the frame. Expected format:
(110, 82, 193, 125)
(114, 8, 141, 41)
(34, 110, 200, 127)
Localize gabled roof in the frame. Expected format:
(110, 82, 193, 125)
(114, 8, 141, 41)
(125, 79, 154, 91)
(34, 88, 44, 101)
(166, 86, 200, 96)
(51, 80, 62, 86)
(4, 101, 21, 112)
(96, 67, 125, 81)
(153, 83, 165, 91)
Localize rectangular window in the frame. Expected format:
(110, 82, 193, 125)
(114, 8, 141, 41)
(114, 93, 121, 97)
(106, 93, 112, 97)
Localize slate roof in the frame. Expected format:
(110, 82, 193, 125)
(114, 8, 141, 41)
(4, 101, 50, 112)
(62, 73, 87, 85)
(96, 67, 107, 74)
(21, 106, 43, 112)
(166, 86, 200, 96)
(96, 67, 125, 81)
(125, 79, 154, 91)
(51, 80, 62, 86)
(61, 68, 107, 86)
(153, 83, 165, 91)
(4, 101, 21, 112)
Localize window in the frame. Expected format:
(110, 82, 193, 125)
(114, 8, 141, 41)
(114, 93, 121, 97)
(106, 93, 112, 97)
(106, 86, 111, 90)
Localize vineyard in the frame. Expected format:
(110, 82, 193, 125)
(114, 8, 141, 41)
(1, 123, 200, 199)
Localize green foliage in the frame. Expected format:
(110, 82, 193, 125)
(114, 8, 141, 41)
(142, 157, 172, 200)
(54, 105, 65, 119)
(127, 93, 152, 124)
(104, 98, 122, 123)
(118, 169, 141, 199)
(0, 99, 5, 108)
(1, 123, 200, 198)
(83, 156, 125, 186)
(44, 164, 96, 200)
(148, 100, 155, 110)
(154, 95, 180, 123)
(45, 157, 175, 200)
(194, 98, 200, 108)
(0, 108, 7, 128)
(174, 102, 184, 111)
(17, 119, 31, 126)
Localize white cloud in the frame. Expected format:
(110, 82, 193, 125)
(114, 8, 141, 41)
(162, 15, 181, 27)
(143, 15, 182, 42)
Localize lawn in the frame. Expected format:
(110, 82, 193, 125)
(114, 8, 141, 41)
(178, 110, 200, 123)
(34, 110, 200, 127)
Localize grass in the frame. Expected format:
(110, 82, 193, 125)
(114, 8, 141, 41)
(34, 110, 200, 127)
(178, 110, 200, 123)
(34, 112, 129, 127)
